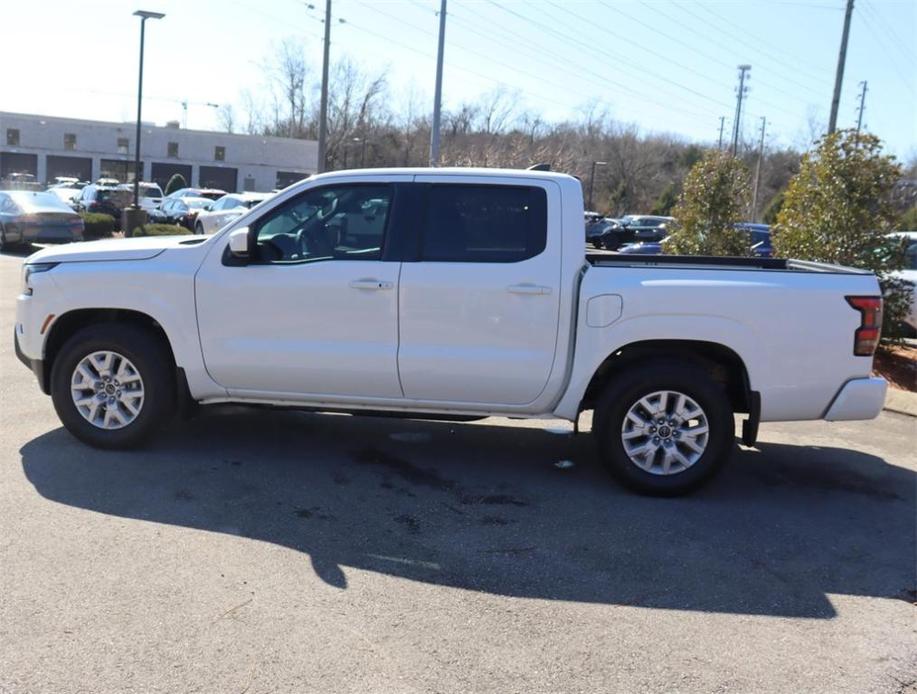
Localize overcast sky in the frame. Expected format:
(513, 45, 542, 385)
(3, 0, 915, 157)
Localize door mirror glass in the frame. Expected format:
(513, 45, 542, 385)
(228, 227, 250, 257)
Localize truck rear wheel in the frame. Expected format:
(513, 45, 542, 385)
(50, 324, 175, 449)
(593, 361, 733, 495)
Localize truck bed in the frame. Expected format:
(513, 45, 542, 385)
(587, 253, 873, 275)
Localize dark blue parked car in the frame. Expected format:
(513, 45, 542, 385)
(618, 223, 773, 257)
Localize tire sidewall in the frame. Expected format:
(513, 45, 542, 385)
(595, 364, 733, 495)
(50, 325, 174, 448)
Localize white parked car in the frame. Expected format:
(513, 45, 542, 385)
(194, 192, 272, 235)
(117, 182, 164, 214)
(889, 231, 917, 334)
(15, 168, 888, 495)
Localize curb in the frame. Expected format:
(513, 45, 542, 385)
(883, 388, 917, 418)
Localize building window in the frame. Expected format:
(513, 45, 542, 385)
(64, 133, 77, 151)
(167, 142, 179, 158)
(214, 146, 225, 161)
(6, 129, 20, 146)
(117, 137, 129, 155)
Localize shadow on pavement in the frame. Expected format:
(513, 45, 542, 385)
(20, 408, 916, 618)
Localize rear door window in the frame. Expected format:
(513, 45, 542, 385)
(421, 184, 547, 263)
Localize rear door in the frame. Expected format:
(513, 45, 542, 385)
(397, 177, 562, 406)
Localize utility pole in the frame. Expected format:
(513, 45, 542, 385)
(429, 0, 447, 166)
(731, 65, 751, 156)
(828, 0, 855, 134)
(855, 80, 868, 142)
(317, 0, 331, 173)
(587, 160, 606, 211)
(751, 117, 767, 223)
(717, 116, 726, 150)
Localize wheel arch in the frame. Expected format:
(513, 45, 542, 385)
(578, 339, 754, 416)
(41, 308, 178, 395)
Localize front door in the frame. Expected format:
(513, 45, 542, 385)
(195, 180, 406, 400)
(397, 178, 562, 406)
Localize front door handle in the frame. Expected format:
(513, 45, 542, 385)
(349, 279, 394, 290)
(507, 283, 552, 295)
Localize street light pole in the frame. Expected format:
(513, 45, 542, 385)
(317, 0, 332, 173)
(588, 160, 606, 211)
(131, 10, 164, 209)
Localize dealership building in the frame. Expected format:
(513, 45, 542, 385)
(0, 111, 317, 192)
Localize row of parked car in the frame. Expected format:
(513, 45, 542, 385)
(0, 174, 276, 249)
(39, 176, 275, 233)
(584, 212, 773, 257)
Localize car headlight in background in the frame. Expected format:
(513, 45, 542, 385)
(21, 262, 58, 295)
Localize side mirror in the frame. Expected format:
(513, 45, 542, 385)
(228, 227, 250, 258)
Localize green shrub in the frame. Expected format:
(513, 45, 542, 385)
(774, 129, 906, 341)
(762, 190, 785, 225)
(131, 224, 192, 237)
(164, 174, 187, 196)
(664, 150, 752, 256)
(651, 182, 678, 216)
(898, 206, 917, 230)
(79, 212, 115, 240)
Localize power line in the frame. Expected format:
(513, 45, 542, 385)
(860, 0, 916, 66)
(484, 0, 732, 114)
(595, 0, 809, 115)
(855, 5, 916, 97)
(670, 2, 831, 89)
(444, 6, 717, 120)
(397, 0, 724, 121)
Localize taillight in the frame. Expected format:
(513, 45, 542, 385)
(845, 296, 882, 356)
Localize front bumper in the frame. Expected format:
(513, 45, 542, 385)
(14, 327, 47, 393)
(823, 377, 887, 421)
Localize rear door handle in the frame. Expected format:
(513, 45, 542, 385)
(349, 279, 394, 290)
(507, 283, 552, 295)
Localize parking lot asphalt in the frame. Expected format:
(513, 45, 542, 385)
(1, 249, 915, 693)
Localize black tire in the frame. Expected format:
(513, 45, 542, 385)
(593, 360, 734, 496)
(50, 324, 176, 449)
(195, 222, 204, 235)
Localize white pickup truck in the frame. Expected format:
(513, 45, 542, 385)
(14, 168, 887, 494)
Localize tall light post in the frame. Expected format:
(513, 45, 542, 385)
(130, 9, 164, 228)
(352, 136, 367, 167)
(588, 160, 606, 211)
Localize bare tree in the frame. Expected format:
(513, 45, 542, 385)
(217, 104, 236, 134)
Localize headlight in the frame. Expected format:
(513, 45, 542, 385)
(21, 262, 58, 295)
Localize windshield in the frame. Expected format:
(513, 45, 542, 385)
(97, 189, 133, 205)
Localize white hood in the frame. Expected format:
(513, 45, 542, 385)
(27, 235, 208, 264)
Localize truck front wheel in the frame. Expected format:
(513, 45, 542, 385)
(50, 324, 175, 449)
(593, 361, 734, 495)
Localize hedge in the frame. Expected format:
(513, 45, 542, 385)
(79, 212, 116, 240)
(130, 224, 192, 237)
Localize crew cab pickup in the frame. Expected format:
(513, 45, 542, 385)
(14, 168, 887, 495)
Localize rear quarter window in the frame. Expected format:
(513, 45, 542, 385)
(421, 184, 547, 263)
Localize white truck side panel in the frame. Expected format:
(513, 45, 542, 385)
(554, 265, 880, 422)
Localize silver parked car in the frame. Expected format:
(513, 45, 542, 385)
(0, 191, 84, 249)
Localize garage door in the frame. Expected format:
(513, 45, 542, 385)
(151, 162, 192, 191)
(48, 155, 92, 182)
(199, 166, 237, 192)
(0, 152, 38, 179)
